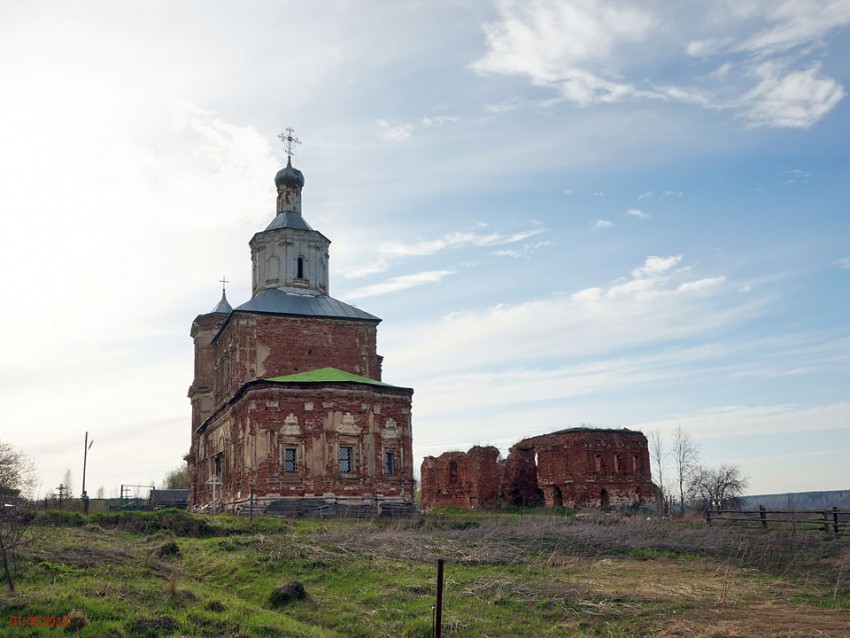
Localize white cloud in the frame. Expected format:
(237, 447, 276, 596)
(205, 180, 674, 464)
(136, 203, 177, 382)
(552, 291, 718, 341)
(778, 168, 811, 184)
(376, 119, 414, 142)
(473, 1, 847, 127)
(384, 255, 743, 377)
(472, 0, 653, 105)
(344, 270, 454, 300)
(637, 402, 850, 442)
(835, 257, 850, 270)
(631, 255, 682, 278)
(593, 219, 615, 230)
(492, 240, 552, 259)
(420, 115, 459, 126)
(736, 0, 850, 55)
(638, 191, 653, 199)
(625, 208, 650, 219)
(742, 62, 845, 128)
(344, 227, 545, 278)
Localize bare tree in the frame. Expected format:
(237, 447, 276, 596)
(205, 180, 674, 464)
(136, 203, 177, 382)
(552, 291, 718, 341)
(648, 429, 666, 512)
(672, 426, 699, 514)
(96, 486, 105, 499)
(0, 507, 37, 592)
(0, 440, 38, 500)
(61, 468, 73, 497)
(687, 464, 748, 510)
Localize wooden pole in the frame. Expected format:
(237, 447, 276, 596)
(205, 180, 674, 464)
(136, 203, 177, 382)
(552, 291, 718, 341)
(434, 559, 444, 638)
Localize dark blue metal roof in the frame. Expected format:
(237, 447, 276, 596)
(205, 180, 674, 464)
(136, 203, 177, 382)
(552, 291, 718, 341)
(210, 290, 233, 314)
(265, 211, 313, 231)
(234, 289, 380, 322)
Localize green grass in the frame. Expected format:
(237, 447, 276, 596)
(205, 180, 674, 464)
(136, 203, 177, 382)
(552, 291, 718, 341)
(1, 510, 848, 637)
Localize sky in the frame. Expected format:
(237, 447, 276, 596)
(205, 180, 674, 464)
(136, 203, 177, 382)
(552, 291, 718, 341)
(1, 0, 848, 499)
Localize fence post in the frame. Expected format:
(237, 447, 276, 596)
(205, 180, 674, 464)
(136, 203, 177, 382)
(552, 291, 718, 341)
(833, 506, 839, 535)
(759, 505, 767, 529)
(704, 509, 712, 527)
(434, 559, 444, 638)
(822, 510, 829, 534)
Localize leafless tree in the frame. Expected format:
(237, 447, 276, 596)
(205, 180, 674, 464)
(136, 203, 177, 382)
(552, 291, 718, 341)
(61, 468, 73, 497)
(648, 429, 667, 511)
(0, 440, 38, 500)
(688, 464, 748, 510)
(672, 426, 699, 514)
(0, 506, 37, 592)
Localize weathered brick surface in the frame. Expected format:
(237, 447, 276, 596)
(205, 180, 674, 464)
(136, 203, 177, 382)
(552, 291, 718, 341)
(190, 380, 414, 509)
(421, 428, 657, 511)
(420, 446, 501, 510)
(211, 314, 380, 410)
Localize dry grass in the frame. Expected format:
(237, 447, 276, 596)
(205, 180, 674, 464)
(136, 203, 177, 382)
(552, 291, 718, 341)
(7, 510, 848, 637)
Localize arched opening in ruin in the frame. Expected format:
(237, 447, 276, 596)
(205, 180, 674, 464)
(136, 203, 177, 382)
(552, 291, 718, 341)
(448, 459, 458, 484)
(297, 256, 305, 279)
(553, 486, 563, 507)
(600, 488, 610, 510)
(634, 486, 642, 504)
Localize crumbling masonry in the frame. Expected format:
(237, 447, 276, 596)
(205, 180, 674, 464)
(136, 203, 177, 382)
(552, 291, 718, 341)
(420, 428, 657, 510)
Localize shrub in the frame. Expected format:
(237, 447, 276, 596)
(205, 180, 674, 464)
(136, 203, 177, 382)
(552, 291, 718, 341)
(66, 609, 87, 631)
(269, 581, 307, 607)
(157, 541, 180, 558)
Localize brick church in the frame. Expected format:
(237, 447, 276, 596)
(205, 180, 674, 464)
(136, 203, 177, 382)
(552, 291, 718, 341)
(187, 135, 415, 516)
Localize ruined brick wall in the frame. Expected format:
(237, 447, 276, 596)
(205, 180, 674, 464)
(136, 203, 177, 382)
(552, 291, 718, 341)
(499, 445, 540, 507)
(420, 428, 657, 512)
(420, 446, 501, 511)
(192, 381, 413, 509)
(211, 313, 380, 410)
(513, 429, 656, 508)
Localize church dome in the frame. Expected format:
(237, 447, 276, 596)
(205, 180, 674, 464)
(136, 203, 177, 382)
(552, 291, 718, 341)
(275, 157, 305, 189)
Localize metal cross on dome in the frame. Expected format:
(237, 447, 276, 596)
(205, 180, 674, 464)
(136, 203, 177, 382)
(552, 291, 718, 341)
(219, 276, 229, 292)
(278, 128, 301, 159)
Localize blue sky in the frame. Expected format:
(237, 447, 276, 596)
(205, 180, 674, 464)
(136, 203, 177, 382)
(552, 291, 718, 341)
(1, 1, 848, 498)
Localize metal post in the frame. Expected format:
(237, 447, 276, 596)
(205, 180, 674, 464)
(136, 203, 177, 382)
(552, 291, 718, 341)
(833, 506, 839, 535)
(434, 559, 444, 638)
(81, 432, 93, 514)
(249, 489, 254, 524)
(760, 505, 767, 529)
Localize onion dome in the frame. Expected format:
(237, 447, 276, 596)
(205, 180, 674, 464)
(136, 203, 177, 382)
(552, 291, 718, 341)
(210, 290, 233, 314)
(274, 157, 305, 189)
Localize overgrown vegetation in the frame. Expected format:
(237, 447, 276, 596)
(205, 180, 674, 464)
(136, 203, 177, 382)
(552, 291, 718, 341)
(1, 509, 847, 637)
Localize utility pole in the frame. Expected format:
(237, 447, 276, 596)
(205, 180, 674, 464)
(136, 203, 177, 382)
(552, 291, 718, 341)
(81, 432, 94, 513)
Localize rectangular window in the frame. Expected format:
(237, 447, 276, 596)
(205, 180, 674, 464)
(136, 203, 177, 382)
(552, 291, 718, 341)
(339, 446, 353, 474)
(384, 451, 395, 476)
(284, 448, 297, 473)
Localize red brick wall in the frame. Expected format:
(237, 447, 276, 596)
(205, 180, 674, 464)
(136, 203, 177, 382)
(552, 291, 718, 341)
(420, 429, 657, 511)
(192, 382, 414, 509)
(211, 314, 380, 410)
(420, 446, 501, 510)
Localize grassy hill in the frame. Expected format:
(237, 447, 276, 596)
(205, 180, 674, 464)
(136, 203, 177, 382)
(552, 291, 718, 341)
(1, 508, 848, 637)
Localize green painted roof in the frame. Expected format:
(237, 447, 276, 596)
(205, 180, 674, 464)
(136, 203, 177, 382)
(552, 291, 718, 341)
(265, 367, 395, 387)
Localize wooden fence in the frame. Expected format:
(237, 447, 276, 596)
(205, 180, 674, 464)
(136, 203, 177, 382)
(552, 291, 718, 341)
(705, 506, 850, 536)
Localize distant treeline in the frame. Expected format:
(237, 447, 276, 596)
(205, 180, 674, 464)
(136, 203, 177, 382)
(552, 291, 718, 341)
(741, 490, 850, 510)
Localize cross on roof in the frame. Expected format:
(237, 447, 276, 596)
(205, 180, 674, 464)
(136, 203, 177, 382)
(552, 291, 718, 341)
(219, 276, 229, 292)
(278, 128, 301, 158)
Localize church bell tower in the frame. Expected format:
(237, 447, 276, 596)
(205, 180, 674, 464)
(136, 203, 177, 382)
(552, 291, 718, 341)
(249, 129, 330, 297)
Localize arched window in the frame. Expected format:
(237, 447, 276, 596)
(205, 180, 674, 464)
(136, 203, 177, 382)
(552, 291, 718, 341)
(448, 459, 458, 484)
(297, 257, 304, 279)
